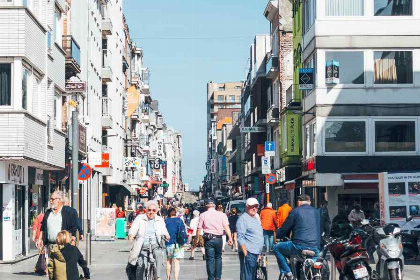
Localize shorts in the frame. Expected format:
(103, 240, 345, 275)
(165, 244, 184, 259)
(192, 235, 204, 247)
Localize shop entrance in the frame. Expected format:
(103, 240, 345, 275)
(0, 184, 3, 260)
(338, 193, 379, 219)
(14, 185, 25, 256)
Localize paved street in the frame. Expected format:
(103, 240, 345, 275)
(1, 240, 420, 280)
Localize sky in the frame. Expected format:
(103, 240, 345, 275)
(123, 0, 268, 191)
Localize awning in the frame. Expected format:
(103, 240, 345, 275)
(343, 173, 378, 190)
(284, 180, 296, 190)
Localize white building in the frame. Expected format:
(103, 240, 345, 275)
(300, 0, 420, 217)
(0, 0, 66, 261)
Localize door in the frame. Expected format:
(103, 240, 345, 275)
(14, 185, 24, 256)
(0, 184, 3, 260)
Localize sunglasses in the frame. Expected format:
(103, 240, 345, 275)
(248, 205, 259, 209)
(147, 209, 157, 212)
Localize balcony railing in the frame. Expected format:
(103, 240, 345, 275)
(102, 49, 113, 82)
(63, 35, 81, 77)
(266, 55, 279, 79)
(267, 105, 279, 125)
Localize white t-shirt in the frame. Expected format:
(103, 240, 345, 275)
(189, 216, 203, 236)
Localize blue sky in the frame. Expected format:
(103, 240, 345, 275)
(124, 0, 268, 190)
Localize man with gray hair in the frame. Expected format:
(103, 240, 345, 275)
(36, 191, 78, 252)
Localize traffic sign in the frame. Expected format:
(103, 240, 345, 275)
(266, 183, 270, 194)
(78, 164, 92, 181)
(262, 156, 271, 174)
(266, 173, 276, 185)
(264, 141, 275, 157)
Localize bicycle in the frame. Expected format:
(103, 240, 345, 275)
(136, 238, 158, 280)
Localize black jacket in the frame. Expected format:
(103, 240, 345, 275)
(276, 204, 321, 249)
(41, 206, 78, 245)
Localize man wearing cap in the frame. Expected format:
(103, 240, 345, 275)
(197, 198, 233, 280)
(236, 198, 264, 280)
(273, 195, 321, 280)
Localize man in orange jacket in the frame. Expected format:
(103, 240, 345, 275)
(277, 199, 292, 229)
(260, 203, 277, 252)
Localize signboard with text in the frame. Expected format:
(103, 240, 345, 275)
(262, 156, 271, 175)
(299, 68, 314, 90)
(65, 81, 86, 93)
(286, 114, 299, 156)
(326, 60, 340, 85)
(240, 127, 266, 133)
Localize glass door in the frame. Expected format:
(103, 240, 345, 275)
(14, 185, 24, 256)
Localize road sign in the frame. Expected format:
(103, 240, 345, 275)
(262, 156, 271, 174)
(264, 141, 275, 157)
(266, 173, 276, 185)
(240, 127, 266, 133)
(78, 164, 92, 181)
(299, 68, 314, 90)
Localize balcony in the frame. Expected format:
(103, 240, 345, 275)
(131, 109, 139, 120)
(141, 112, 150, 123)
(131, 71, 140, 86)
(266, 55, 279, 80)
(139, 136, 150, 151)
(102, 49, 113, 82)
(141, 69, 150, 94)
(267, 105, 279, 125)
(101, 97, 113, 129)
(62, 35, 81, 78)
(102, 17, 113, 36)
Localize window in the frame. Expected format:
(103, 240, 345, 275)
(374, 0, 412, 16)
(375, 121, 415, 152)
(229, 95, 235, 102)
(54, 8, 62, 46)
(325, 121, 366, 152)
(374, 51, 413, 84)
(22, 69, 29, 110)
(305, 123, 316, 158)
(303, 0, 315, 33)
(0, 64, 11, 106)
(218, 86, 225, 91)
(326, 51, 364, 84)
(217, 95, 224, 102)
(326, 0, 364, 16)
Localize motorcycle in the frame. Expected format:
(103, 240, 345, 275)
(327, 230, 373, 280)
(400, 219, 420, 260)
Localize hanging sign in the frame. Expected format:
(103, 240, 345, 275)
(299, 68, 314, 90)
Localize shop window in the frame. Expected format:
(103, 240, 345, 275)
(375, 121, 415, 152)
(326, 51, 364, 84)
(0, 64, 11, 106)
(326, 0, 364, 16)
(374, 51, 413, 84)
(325, 121, 366, 152)
(374, 0, 412, 16)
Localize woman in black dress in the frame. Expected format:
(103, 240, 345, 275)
(228, 207, 239, 251)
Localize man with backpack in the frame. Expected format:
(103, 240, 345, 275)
(197, 198, 233, 280)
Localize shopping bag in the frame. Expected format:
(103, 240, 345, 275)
(34, 253, 47, 275)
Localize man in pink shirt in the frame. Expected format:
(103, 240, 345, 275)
(197, 198, 232, 280)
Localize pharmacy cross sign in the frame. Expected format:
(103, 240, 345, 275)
(266, 173, 276, 185)
(78, 164, 92, 181)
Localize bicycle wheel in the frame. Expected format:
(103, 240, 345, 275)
(148, 264, 157, 280)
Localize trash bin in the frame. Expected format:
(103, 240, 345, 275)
(116, 218, 127, 239)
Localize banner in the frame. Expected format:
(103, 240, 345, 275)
(127, 85, 140, 118)
(287, 114, 299, 156)
(95, 208, 116, 237)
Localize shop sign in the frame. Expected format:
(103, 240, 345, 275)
(95, 153, 110, 168)
(211, 159, 216, 174)
(78, 123, 87, 154)
(287, 114, 299, 156)
(7, 163, 25, 184)
(124, 157, 140, 169)
(156, 140, 164, 158)
(257, 144, 265, 156)
(326, 60, 339, 85)
(277, 168, 285, 183)
(89, 152, 102, 166)
(65, 81, 86, 93)
(302, 157, 316, 175)
(35, 169, 44, 185)
(299, 68, 314, 90)
(240, 127, 266, 133)
(127, 85, 140, 118)
(162, 161, 167, 179)
(172, 177, 176, 193)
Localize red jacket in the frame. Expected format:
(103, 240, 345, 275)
(260, 207, 277, 231)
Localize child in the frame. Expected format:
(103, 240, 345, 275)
(48, 230, 90, 280)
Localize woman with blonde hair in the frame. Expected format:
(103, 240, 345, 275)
(48, 230, 90, 280)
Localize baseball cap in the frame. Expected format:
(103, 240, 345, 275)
(246, 197, 259, 206)
(205, 198, 215, 205)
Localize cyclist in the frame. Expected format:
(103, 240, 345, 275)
(127, 200, 170, 280)
(273, 195, 321, 280)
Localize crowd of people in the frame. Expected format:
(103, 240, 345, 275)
(30, 190, 372, 280)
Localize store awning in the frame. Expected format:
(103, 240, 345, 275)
(284, 180, 296, 190)
(343, 174, 378, 189)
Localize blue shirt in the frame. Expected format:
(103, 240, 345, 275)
(143, 218, 157, 246)
(165, 217, 184, 245)
(236, 212, 264, 255)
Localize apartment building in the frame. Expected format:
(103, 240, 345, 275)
(298, 0, 420, 216)
(0, 0, 66, 261)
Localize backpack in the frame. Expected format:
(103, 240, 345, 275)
(176, 220, 188, 246)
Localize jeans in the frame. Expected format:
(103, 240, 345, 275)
(204, 237, 223, 280)
(273, 241, 319, 274)
(238, 251, 258, 280)
(263, 230, 274, 251)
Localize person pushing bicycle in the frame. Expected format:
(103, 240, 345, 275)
(127, 201, 170, 280)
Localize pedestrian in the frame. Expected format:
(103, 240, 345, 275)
(320, 201, 331, 236)
(348, 204, 365, 228)
(236, 198, 264, 280)
(47, 230, 90, 280)
(127, 200, 169, 280)
(117, 206, 126, 218)
(217, 204, 227, 252)
(36, 191, 78, 260)
(160, 204, 168, 218)
(32, 210, 47, 275)
(63, 197, 84, 242)
(189, 210, 206, 260)
(277, 199, 292, 229)
(228, 207, 239, 252)
(197, 198, 233, 280)
(260, 202, 277, 252)
(165, 208, 186, 280)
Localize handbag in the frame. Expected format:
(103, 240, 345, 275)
(34, 253, 47, 275)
